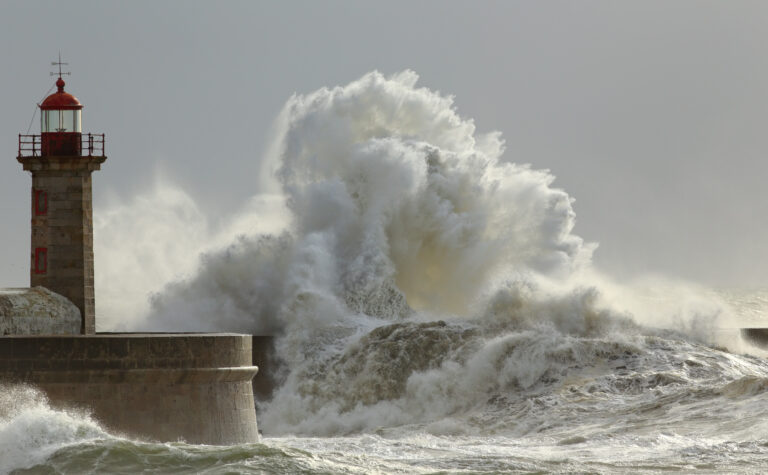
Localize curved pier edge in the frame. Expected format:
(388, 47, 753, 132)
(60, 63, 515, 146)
(0, 333, 260, 445)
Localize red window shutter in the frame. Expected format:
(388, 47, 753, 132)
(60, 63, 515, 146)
(35, 190, 48, 216)
(34, 247, 47, 274)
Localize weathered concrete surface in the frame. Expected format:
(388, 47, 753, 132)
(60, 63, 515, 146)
(18, 154, 106, 334)
(0, 333, 259, 444)
(0, 287, 80, 335)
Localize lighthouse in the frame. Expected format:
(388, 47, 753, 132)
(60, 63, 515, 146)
(1, 59, 267, 445)
(17, 63, 106, 334)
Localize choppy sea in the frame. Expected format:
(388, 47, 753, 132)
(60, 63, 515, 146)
(1, 288, 767, 474)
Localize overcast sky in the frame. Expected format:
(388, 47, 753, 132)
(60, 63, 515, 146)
(1, 1, 767, 289)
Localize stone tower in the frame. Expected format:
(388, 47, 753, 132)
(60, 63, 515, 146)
(17, 72, 106, 334)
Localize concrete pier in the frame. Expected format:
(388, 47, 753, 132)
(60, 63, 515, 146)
(0, 333, 260, 445)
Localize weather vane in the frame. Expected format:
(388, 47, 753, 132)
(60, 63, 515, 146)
(50, 52, 71, 78)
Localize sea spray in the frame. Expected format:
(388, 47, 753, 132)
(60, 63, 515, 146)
(94, 182, 288, 331)
(0, 385, 109, 473)
(141, 70, 594, 332)
(92, 71, 759, 441)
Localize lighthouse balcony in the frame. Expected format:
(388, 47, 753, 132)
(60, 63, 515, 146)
(18, 133, 105, 158)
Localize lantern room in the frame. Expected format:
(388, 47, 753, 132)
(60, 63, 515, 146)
(39, 77, 83, 156)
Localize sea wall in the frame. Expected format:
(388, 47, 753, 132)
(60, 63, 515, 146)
(0, 333, 259, 444)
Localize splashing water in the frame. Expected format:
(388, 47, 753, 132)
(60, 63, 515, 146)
(0, 385, 110, 473)
(145, 70, 593, 329)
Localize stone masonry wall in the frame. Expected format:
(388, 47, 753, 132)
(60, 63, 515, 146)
(0, 333, 260, 444)
(19, 155, 105, 334)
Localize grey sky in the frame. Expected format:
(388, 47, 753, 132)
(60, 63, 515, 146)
(1, 0, 767, 288)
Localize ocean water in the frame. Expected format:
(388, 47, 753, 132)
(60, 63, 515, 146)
(4, 289, 768, 474)
(4, 72, 768, 473)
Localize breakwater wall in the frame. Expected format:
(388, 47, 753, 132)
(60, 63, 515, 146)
(0, 333, 259, 444)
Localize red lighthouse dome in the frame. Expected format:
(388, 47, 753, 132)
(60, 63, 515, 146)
(40, 78, 83, 110)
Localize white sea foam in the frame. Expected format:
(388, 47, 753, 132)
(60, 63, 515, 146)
(0, 385, 110, 474)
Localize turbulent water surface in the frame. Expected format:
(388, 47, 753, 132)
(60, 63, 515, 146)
(4, 72, 768, 474)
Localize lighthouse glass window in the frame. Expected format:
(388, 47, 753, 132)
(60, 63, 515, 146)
(42, 110, 81, 133)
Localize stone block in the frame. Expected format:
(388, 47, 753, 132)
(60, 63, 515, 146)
(0, 288, 80, 335)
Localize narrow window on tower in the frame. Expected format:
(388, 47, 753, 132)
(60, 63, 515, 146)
(34, 248, 47, 274)
(34, 190, 48, 215)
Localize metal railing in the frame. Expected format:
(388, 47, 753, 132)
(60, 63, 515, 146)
(18, 134, 40, 157)
(17, 133, 106, 158)
(83, 133, 105, 157)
